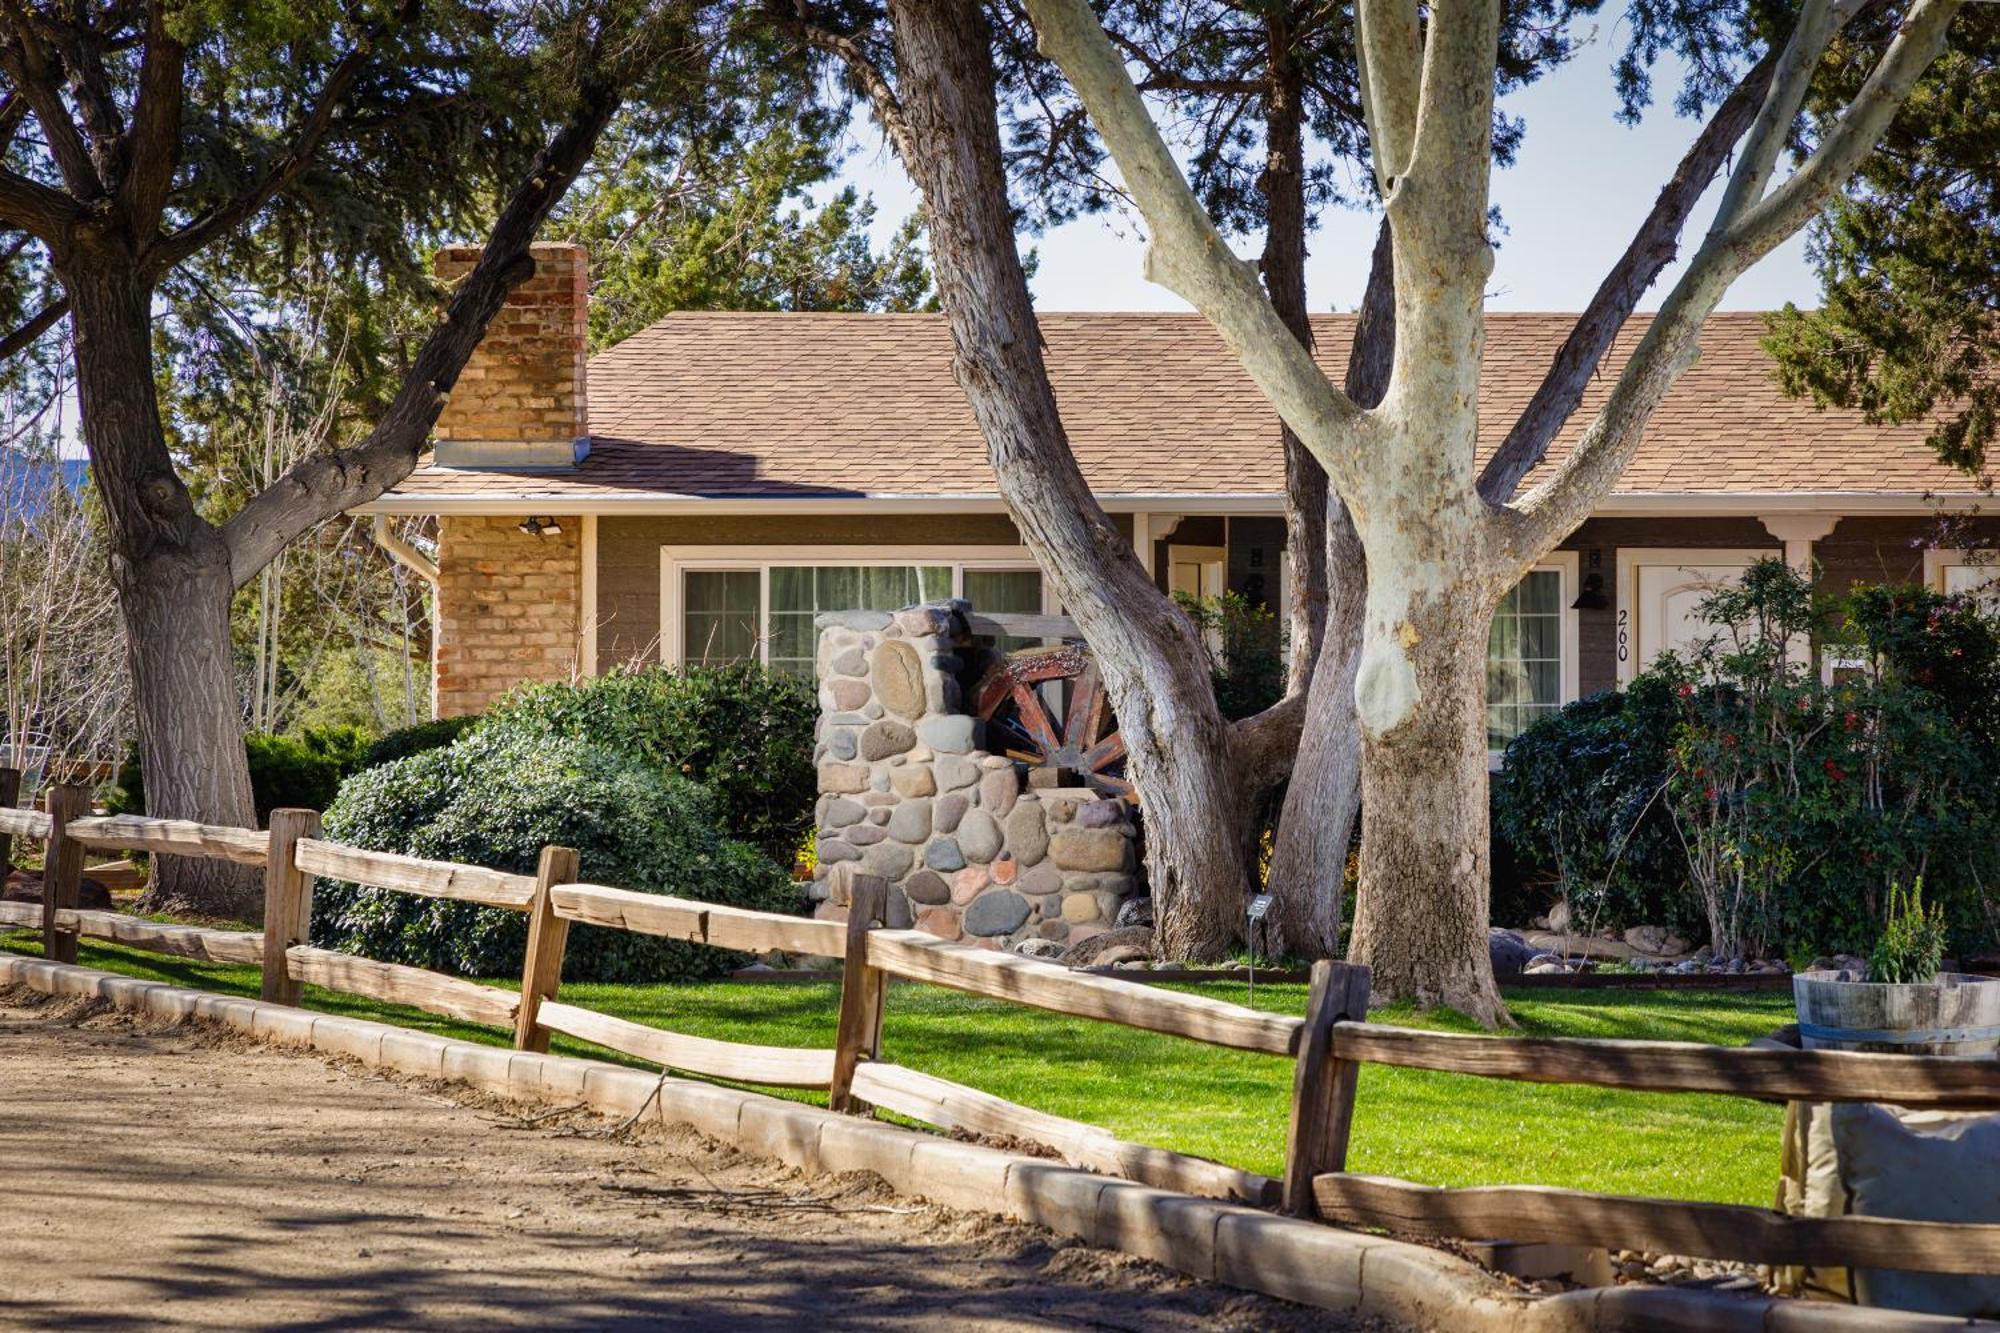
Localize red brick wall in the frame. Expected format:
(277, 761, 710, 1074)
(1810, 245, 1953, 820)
(434, 516, 582, 718)
(433, 242, 587, 459)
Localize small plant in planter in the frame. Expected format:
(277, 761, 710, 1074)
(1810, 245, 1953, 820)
(1795, 878, 2000, 1057)
(1866, 880, 1947, 985)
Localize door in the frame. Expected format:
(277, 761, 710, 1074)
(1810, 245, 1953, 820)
(1617, 550, 1767, 680)
(1167, 545, 1226, 601)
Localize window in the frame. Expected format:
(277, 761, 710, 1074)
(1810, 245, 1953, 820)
(1487, 569, 1564, 749)
(1925, 549, 2000, 613)
(1485, 556, 1579, 757)
(662, 547, 1044, 675)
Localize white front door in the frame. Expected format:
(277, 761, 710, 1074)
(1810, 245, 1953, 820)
(1167, 545, 1226, 601)
(1617, 550, 1769, 680)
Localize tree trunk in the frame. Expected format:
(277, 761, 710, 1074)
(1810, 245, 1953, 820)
(1346, 571, 1508, 1026)
(883, 0, 1251, 959)
(1262, 220, 1393, 959)
(65, 254, 262, 919)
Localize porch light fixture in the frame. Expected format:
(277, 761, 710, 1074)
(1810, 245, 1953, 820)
(1571, 571, 1608, 611)
(517, 516, 563, 537)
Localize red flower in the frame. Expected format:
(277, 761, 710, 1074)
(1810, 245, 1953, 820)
(1676, 682, 1695, 698)
(1861, 850, 1877, 865)
(1705, 787, 1719, 802)
(1824, 759, 1848, 782)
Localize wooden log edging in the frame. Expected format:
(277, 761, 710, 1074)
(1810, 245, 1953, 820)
(0, 955, 1970, 1333)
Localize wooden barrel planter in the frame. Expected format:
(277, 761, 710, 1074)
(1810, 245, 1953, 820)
(1793, 969, 2000, 1057)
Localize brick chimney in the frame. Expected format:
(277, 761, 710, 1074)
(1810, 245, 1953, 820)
(432, 242, 589, 468)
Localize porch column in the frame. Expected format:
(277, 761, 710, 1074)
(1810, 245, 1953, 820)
(1132, 512, 1153, 578)
(1760, 513, 1841, 667)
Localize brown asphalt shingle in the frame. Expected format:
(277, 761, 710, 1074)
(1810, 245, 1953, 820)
(381, 310, 1981, 505)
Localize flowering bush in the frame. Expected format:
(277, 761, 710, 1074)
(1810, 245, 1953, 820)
(1661, 561, 1998, 959)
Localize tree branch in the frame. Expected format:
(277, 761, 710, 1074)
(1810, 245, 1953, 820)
(1021, 0, 1364, 489)
(1475, 44, 1781, 504)
(0, 5, 102, 199)
(1355, 0, 1418, 189)
(772, 3, 916, 165)
(1503, 0, 1963, 554)
(220, 66, 624, 581)
(0, 292, 65, 359)
(118, 0, 185, 234)
(148, 11, 394, 275)
(0, 164, 80, 239)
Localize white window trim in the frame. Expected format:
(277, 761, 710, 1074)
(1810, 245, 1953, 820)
(1923, 548, 2000, 593)
(659, 544, 1047, 668)
(1488, 551, 1581, 767)
(1613, 547, 1776, 684)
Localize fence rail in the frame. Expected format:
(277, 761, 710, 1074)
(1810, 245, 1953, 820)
(4, 767, 1999, 1284)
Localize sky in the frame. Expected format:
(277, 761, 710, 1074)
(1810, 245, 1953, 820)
(833, 41, 1822, 316)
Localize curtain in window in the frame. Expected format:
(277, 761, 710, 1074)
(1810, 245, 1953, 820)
(682, 570, 759, 666)
(766, 565, 952, 675)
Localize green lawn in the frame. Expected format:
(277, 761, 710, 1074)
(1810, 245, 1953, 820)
(1, 933, 1795, 1207)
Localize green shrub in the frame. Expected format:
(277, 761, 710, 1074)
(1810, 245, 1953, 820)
(1868, 880, 1947, 984)
(1493, 676, 1693, 934)
(107, 725, 371, 824)
(1173, 590, 1285, 721)
(485, 664, 816, 864)
(311, 728, 799, 982)
(363, 714, 482, 768)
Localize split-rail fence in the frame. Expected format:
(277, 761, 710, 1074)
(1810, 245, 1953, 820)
(2, 772, 1996, 1282)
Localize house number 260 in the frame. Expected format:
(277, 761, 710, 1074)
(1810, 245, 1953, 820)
(1616, 608, 1629, 663)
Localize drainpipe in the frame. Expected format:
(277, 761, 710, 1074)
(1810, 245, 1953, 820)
(370, 515, 439, 585)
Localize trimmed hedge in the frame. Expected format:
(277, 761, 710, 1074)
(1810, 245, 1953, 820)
(311, 727, 801, 982)
(486, 664, 816, 864)
(362, 714, 481, 768)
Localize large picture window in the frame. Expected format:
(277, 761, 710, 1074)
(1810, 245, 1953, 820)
(1486, 556, 1579, 756)
(663, 548, 1045, 675)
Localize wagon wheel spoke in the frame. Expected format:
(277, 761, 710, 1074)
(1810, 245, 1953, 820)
(1010, 681, 1062, 752)
(1088, 773, 1134, 800)
(1064, 664, 1108, 749)
(1082, 732, 1126, 772)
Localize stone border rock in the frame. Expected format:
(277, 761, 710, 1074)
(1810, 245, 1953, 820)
(0, 955, 1957, 1332)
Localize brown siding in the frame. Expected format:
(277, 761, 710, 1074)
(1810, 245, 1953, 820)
(434, 516, 582, 717)
(1815, 515, 2000, 595)
(596, 512, 1044, 670)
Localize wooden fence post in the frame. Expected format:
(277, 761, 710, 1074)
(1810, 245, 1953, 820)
(1281, 960, 1372, 1217)
(515, 844, 581, 1052)
(829, 864, 890, 1113)
(41, 783, 89, 965)
(261, 808, 322, 1004)
(0, 767, 19, 881)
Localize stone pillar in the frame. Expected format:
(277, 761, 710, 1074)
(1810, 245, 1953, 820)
(811, 600, 1142, 951)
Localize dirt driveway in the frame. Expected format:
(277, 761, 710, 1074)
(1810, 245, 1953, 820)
(0, 990, 1377, 1330)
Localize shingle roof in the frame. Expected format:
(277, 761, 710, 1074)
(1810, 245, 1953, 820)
(376, 310, 1982, 508)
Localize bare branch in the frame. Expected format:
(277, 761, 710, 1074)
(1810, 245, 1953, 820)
(1021, 0, 1364, 489)
(0, 293, 66, 359)
(1355, 0, 1418, 189)
(220, 67, 624, 580)
(1475, 44, 1780, 504)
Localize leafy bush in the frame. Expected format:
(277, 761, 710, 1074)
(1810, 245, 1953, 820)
(312, 728, 800, 982)
(485, 664, 816, 864)
(108, 725, 371, 824)
(363, 714, 482, 768)
(1868, 880, 1947, 984)
(1174, 590, 1285, 721)
(1494, 677, 1693, 934)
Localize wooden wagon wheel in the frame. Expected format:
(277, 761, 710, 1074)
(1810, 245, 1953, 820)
(971, 644, 1132, 800)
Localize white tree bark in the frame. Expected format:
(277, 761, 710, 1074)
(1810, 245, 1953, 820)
(1025, 0, 1962, 1023)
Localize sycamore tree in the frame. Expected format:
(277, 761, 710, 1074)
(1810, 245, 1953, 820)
(860, 0, 1959, 1022)
(0, 1, 714, 917)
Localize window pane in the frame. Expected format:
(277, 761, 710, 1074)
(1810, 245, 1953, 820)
(683, 571, 759, 667)
(966, 568, 1046, 655)
(1487, 569, 1564, 749)
(762, 565, 956, 676)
